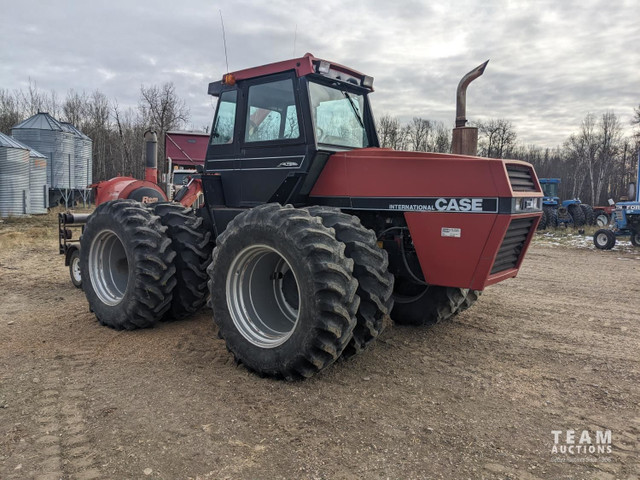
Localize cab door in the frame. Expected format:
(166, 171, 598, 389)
(237, 73, 307, 206)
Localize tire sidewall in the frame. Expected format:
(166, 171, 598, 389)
(80, 212, 139, 326)
(211, 223, 324, 373)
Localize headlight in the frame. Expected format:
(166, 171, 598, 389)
(512, 197, 541, 212)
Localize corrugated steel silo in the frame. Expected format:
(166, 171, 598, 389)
(61, 122, 92, 189)
(27, 147, 48, 214)
(81, 129, 92, 186)
(0, 132, 30, 217)
(12, 112, 73, 189)
(58, 122, 77, 189)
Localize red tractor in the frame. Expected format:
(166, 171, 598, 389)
(76, 54, 543, 379)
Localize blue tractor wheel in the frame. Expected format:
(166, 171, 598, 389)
(542, 206, 557, 228)
(548, 207, 558, 227)
(593, 229, 616, 250)
(580, 204, 596, 225)
(537, 209, 548, 230)
(568, 203, 586, 227)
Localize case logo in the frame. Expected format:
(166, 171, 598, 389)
(387, 198, 498, 213)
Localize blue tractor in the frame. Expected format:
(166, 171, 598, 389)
(593, 155, 640, 249)
(538, 178, 595, 229)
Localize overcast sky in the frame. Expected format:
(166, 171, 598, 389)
(1, 0, 638, 147)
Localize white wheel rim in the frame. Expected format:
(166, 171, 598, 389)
(596, 232, 609, 246)
(89, 230, 129, 305)
(72, 256, 82, 283)
(226, 244, 301, 348)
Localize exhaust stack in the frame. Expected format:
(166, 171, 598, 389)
(452, 60, 489, 156)
(144, 130, 158, 184)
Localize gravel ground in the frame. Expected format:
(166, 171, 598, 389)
(0, 221, 639, 480)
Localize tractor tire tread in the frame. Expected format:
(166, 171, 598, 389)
(568, 203, 586, 226)
(151, 202, 213, 320)
(306, 206, 394, 358)
(80, 199, 176, 330)
(208, 203, 359, 380)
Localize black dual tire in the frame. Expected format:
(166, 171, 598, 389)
(580, 204, 596, 225)
(593, 229, 616, 250)
(547, 207, 558, 228)
(208, 204, 359, 380)
(150, 203, 213, 320)
(80, 200, 177, 330)
(455, 290, 482, 316)
(306, 206, 394, 358)
(537, 209, 548, 230)
(391, 277, 468, 326)
(568, 203, 586, 226)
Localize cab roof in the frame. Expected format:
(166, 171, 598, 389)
(208, 53, 372, 96)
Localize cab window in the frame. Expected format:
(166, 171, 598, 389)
(211, 90, 237, 145)
(245, 79, 300, 143)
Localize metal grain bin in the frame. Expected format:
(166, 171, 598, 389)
(0, 132, 30, 217)
(12, 112, 73, 189)
(61, 122, 92, 189)
(58, 122, 76, 189)
(28, 147, 48, 214)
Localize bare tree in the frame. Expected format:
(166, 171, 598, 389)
(61, 90, 89, 127)
(139, 82, 189, 175)
(476, 119, 517, 159)
(0, 89, 23, 134)
(595, 111, 622, 204)
(407, 117, 431, 152)
(431, 121, 451, 153)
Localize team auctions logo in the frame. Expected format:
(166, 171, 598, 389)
(551, 430, 612, 462)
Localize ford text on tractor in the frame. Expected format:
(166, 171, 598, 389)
(76, 54, 543, 379)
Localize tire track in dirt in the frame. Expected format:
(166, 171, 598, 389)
(21, 354, 103, 480)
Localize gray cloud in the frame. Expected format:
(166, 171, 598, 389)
(1, 0, 638, 147)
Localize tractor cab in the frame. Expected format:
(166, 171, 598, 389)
(539, 178, 560, 206)
(204, 53, 379, 212)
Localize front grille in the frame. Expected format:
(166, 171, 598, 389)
(491, 217, 534, 274)
(506, 165, 536, 192)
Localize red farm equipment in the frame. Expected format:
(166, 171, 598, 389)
(71, 54, 543, 379)
(59, 131, 204, 288)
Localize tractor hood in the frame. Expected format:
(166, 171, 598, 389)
(310, 148, 543, 291)
(310, 148, 542, 202)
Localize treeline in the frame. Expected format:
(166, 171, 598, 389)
(0, 81, 190, 182)
(378, 112, 640, 206)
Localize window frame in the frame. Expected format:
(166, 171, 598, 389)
(210, 89, 239, 146)
(239, 72, 305, 148)
(305, 75, 379, 150)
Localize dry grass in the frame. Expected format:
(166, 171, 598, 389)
(0, 205, 94, 251)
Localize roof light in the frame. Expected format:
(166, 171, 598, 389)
(362, 75, 374, 88)
(222, 73, 236, 85)
(317, 61, 330, 74)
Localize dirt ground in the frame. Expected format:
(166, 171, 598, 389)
(0, 217, 639, 480)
